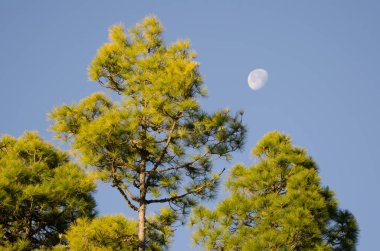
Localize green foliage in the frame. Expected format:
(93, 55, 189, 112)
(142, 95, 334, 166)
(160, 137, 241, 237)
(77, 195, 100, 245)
(0, 238, 32, 251)
(145, 207, 178, 250)
(191, 131, 358, 250)
(65, 215, 139, 251)
(49, 16, 246, 249)
(63, 209, 176, 251)
(0, 132, 96, 249)
(325, 209, 358, 251)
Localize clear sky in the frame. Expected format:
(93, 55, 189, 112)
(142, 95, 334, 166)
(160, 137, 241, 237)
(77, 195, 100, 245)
(1, 1, 379, 250)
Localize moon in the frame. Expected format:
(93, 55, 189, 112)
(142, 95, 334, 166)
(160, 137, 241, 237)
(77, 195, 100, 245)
(248, 69, 268, 91)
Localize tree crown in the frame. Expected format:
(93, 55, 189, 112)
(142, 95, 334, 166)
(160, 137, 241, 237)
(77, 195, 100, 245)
(49, 16, 246, 216)
(0, 132, 96, 249)
(191, 131, 358, 251)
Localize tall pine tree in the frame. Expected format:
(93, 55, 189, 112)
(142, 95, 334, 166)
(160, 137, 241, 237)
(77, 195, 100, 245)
(191, 131, 358, 250)
(49, 16, 246, 250)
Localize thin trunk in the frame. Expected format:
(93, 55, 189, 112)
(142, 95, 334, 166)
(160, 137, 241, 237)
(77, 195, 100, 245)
(138, 201, 146, 251)
(138, 160, 147, 251)
(139, 104, 148, 251)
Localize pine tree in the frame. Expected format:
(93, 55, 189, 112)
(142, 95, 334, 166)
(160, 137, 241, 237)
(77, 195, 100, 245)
(49, 16, 246, 250)
(0, 132, 96, 250)
(191, 131, 358, 250)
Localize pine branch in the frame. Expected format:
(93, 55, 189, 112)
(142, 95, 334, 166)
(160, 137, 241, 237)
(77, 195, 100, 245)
(152, 121, 177, 171)
(146, 121, 177, 186)
(146, 188, 199, 204)
(146, 151, 210, 174)
(114, 184, 138, 211)
(119, 181, 139, 202)
(111, 161, 139, 210)
(146, 168, 224, 204)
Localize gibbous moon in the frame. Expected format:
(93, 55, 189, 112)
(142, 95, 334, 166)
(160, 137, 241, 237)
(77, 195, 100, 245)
(248, 69, 268, 91)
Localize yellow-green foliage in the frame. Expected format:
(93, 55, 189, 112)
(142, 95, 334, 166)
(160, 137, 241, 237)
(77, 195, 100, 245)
(0, 132, 96, 249)
(66, 215, 139, 251)
(64, 209, 177, 251)
(191, 131, 358, 251)
(49, 15, 246, 239)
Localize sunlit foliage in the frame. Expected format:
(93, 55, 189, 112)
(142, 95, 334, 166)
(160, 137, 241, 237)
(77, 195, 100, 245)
(0, 132, 96, 250)
(191, 131, 358, 250)
(49, 16, 246, 250)
(64, 208, 176, 251)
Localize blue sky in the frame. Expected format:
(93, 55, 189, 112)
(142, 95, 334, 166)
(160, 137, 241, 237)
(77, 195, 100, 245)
(1, 1, 379, 250)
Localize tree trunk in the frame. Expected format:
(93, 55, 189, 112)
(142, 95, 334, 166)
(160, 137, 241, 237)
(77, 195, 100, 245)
(138, 202, 146, 251)
(138, 160, 147, 251)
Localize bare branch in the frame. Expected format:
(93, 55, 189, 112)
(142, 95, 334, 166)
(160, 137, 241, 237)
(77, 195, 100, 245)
(110, 159, 139, 208)
(119, 181, 139, 202)
(113, 184, 138, 211)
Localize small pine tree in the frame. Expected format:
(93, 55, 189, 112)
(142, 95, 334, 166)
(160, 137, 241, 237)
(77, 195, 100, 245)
(191, 131, 358, 250)
(0, 132, 96, 250)
(64, 209, 176, 251)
